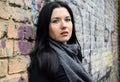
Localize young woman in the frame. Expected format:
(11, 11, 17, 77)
(28, 1, 95, 82)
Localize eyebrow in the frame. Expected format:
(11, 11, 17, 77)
(51, 17, 59, 20)
(51, 16, 71, 20)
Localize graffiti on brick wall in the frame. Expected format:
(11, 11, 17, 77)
(18, 77, 26, 82)
(81, 13, 114, 82)
(1, 39, 6, 49)
(0, 39, 6, 57)
(32, 0, 45, 26)
(104, 28, 109, 43)
(68, 0, 114, 81)
(18, 0, 46, 55)
(18, 24, 34, 55)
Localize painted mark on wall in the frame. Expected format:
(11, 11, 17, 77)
(1, 39, 6, 49)
(18, 25, 24, 40)
(18, 77, 26, 82)
(18, 24, 34, 55)
(18, 41, 32, 55)
(32, 0, 37, 25)
(32, 0, 45, 26)
(18, 25, 34, 40)
(23, 17, 31, 24)
(24, 26, 34, 39)
(104, 28, 109, 43)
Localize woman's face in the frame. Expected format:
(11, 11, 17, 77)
(49, 7, 73, 44)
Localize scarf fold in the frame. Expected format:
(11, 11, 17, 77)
(49, 39, 95, 82)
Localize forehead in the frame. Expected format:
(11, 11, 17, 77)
(51, 7, 70, 17)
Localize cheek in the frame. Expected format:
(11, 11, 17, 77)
(69, 25, 73, 34)
(49, 27, 57, 38)
(49, 28, 53, 37)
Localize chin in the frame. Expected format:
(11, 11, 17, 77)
(60, 39, 69, 43)
(57, 37, 70, 43)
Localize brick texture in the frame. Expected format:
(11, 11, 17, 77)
(0, 60, 8, 77)
(7, 20, 18, 39)
(0, 2, 10, 19)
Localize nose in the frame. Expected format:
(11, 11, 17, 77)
(61, 20, 67, 29)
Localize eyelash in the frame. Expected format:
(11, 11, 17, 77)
(51, 18, 71, 23)
(52, 20, 59, 23)
(65, 18, 71, 22)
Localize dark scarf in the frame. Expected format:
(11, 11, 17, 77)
(49, 39, 95, 82)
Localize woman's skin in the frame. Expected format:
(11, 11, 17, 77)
(49, 7, 73, 44)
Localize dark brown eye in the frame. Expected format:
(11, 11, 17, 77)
(52, 19, 59, 23)
(65, 18, 71, 22)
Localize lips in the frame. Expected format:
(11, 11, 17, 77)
(61, 31, 68, 36)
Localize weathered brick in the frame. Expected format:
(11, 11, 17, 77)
(0, 59, 8, 77)
(21, 72, 28, 82)
(18, 40, 32, 55)
(0, 74, 27, 82)
(0, 21, 8, 38)
(0, 77, 8, 82)
(0, 39, 13, 57)
(9, 55, 30, 74)
(14, 40, 34, 56)
(7, 20, 18, 39)
(0, 39, 7, 57)
(13, 40, 20, 56)
(18, 24, 35, 40)
(7, 74, 21, 82)
(6, 40, 14, 57)
(24, 25, 35, 39)
(18, 76, 27, 82)
(0, 27, 4, 39)
(24, 0, 32, 9)
(11, 7, 31, 22)
(0, 2, 10, 19)
(0, 0, 7, 2)
(11, 7, 24, 22)
(9, 0, 24, 7)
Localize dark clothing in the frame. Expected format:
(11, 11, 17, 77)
(49, 39, 95, 82)
(28, 58, 69, 82)
(28, 39, 95, 82)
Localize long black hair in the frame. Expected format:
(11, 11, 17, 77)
(29, 1, 82, 75)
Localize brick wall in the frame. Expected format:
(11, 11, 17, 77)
(0, 0, 33, 81)
(0, 0, 119, 82)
